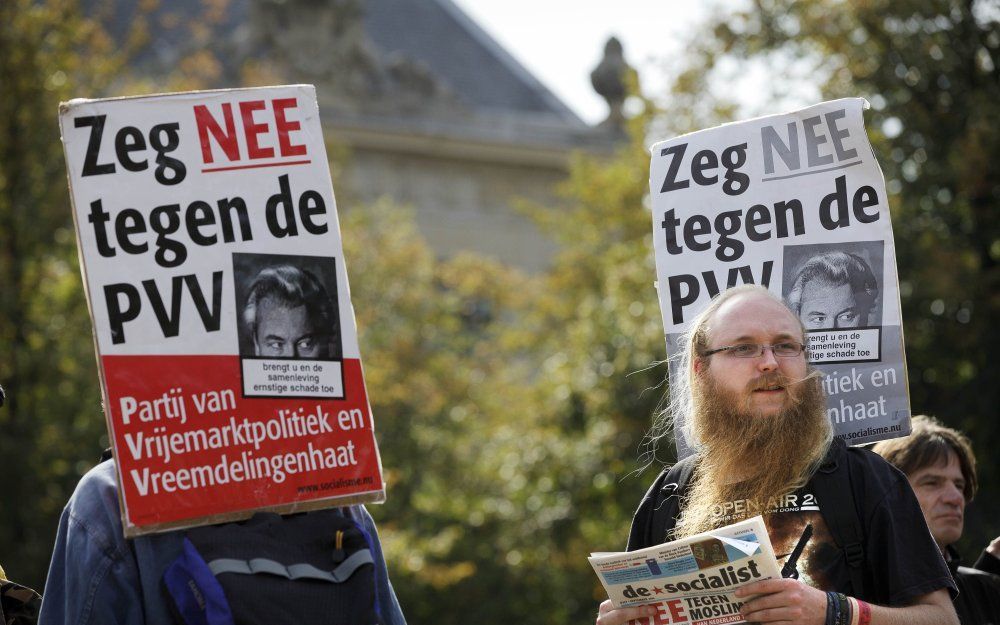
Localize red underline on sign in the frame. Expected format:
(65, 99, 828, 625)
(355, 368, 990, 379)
(201, 159, 312, 173)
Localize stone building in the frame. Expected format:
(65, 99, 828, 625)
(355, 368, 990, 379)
(107, 0, 626, 270)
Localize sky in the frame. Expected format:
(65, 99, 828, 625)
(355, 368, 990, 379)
(449, 1, 710, 125)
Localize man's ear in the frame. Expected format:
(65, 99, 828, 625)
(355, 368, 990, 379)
(693, 357, 704, 375)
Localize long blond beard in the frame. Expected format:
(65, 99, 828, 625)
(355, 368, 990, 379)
(672, 368, 832, 539)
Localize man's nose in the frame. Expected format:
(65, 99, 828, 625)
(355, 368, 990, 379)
(942, 483, 965, 507)
(757, 347, 779, 371)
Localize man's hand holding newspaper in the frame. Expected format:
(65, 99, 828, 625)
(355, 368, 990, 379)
(732, 577, 828, 624)
(591, 516, 814, 625)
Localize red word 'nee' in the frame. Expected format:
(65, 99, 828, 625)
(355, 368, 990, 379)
(194, 98, 307, 164)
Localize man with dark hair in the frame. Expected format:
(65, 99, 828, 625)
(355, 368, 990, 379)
(787, 251, 879, 329)
(242, 265, 341, 360)
(873, 415, 1000, 624)
(598, 285, 957, 625)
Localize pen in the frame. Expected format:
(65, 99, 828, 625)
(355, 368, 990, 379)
(781, 523, 813, 579)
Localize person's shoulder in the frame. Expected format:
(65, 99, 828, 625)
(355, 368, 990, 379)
(342, 503, 370, 519)
(837, 438, 909, 486)
(634, 454, 697, 503)
(340, 504, 378, 532)
(63, 458, 128, 555)
(67, 458, 119, 514)
(814, 437, 912, 512)
(297, 505, 378, 533)
(660, 453, 700, 481)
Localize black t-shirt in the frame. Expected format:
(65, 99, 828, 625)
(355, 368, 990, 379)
(630, 442, 957, 605)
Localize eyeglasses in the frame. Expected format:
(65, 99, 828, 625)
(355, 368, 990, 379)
(701, 342, 806, 358)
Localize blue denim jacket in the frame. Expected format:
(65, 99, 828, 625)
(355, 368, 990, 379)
(39, 460, 406, 625)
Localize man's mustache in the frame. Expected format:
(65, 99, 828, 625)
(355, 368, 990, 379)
(743, 370, 822, 397)
(745, 371, 792, 392)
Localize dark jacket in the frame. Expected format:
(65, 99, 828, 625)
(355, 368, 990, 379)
(948, 547, 1000, 625)
(0, 576, 41, 625)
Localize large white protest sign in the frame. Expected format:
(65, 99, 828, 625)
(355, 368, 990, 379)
(649, 99, 909, 456)
(60, 86, 384, 536)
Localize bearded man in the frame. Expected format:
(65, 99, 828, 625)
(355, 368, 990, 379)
(597, 286, 957, 625)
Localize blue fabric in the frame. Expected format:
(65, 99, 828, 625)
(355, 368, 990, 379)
(162, 539, 234, 625)
(353, 518, 383, 623)
(38, 460, 406, 625)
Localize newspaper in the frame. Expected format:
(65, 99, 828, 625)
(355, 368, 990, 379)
(648, 98, 910, 457)
(59, 85, 384, 536)
(590, 517, 780, 625)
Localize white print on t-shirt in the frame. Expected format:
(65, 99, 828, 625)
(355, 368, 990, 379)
(711, 492, 820, 524)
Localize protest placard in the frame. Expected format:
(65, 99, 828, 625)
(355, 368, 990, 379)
(60, 85, 384, 536)
(649, 98, 909, 456)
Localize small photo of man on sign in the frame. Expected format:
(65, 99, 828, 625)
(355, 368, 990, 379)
(234, 253, 343, 361)
(782, 242, 884, 331)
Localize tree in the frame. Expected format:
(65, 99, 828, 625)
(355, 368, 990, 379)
(0, 0, 120, 587)
(0, 0, 329, 589)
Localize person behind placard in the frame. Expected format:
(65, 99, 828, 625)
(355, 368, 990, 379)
(786, 251, 879, 330)
(38, 449, 406, 625)
(872, 415, 1000, 624)
(598, 285, 958, 625)
(242, 265, 341, 360)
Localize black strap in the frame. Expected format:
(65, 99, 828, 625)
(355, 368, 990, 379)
(811, 439, 866, 599)
(627, 455, 698, 551)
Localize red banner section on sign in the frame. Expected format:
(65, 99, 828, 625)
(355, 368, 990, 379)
(103, 355, 382, 528)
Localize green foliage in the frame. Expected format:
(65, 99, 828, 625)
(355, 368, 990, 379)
(341, 200, 606, 623)
(0, 0, 119, 587)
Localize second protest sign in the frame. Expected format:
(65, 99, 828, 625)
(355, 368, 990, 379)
(649, 98, 910, 455)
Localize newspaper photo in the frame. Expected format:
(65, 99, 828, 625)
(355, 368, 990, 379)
(59, 85, 384, 536)
(648, 98, 910, 457)
(590, 517, 781, 625)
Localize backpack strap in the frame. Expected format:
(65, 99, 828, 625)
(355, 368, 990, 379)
(811, 438, 866, 599)
(627, 455, 698, 551)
